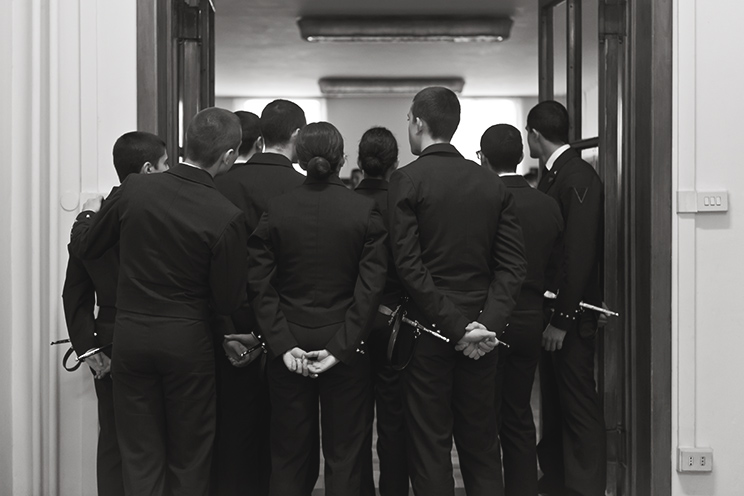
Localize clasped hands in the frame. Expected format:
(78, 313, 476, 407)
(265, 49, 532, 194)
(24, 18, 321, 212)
(454, 322, 498, 360)
(282, 347, 339, 378)
(85, 352, 111, 380)
(223, 333, 263, 367)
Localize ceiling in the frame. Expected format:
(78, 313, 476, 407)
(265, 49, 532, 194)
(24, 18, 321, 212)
(213, 0, 544, 98)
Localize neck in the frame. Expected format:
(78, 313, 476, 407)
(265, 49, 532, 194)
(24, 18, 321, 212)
(539, 141, 565, 164)
(183, 157, 218, 178)
(420, 135, 449, 152)
(263, 144, 294, 162)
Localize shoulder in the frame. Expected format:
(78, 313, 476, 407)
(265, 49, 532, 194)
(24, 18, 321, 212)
(561, 154, 601, 181)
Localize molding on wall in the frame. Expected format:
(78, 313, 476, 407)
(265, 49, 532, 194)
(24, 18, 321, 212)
(672, 0, 697, 456)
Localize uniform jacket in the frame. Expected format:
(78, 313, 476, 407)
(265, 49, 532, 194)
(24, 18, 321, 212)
(216, 153, 304, 231)
(387, 143, 527, 342)
(62, 188, 120, 356)
(69, 164, 248, 324)
(354, 178, 403, 306)
(501, 175, 564, 311)
(537, 147, 604, 331)
(215, 152, 305, 334)
(247, 174, 388, 365)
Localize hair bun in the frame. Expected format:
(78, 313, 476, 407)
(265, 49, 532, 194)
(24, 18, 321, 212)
(307, 156, 332, 179)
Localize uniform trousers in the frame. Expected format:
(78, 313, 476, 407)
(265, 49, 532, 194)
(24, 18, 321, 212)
(211, 341, 271, 496)
(92, 323, 125, 496)
(112, 311, 216, 496)
(537, 312, 606, 496)
(361, 312, 410, 496)
(494, 310, 543, 496)
(402, 333, 503, 496)
(267, 349, 372, 496)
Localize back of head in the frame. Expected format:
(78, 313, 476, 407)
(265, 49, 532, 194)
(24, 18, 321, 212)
(260, 99, 307, 148)
(480, 124, 523, 172)
(411, 86, 461, 141)
(234, 111, 261, 156)
(295, 122, 345, 180)
(527, 100, 569, 145)
(184, 107, 242, 167)
(358, 127, 398, 178)
(113, 131, 167, 182)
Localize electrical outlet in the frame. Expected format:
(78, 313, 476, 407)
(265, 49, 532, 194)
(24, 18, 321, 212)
(677, 191, 729, 213)
(677, 447, 713, 473)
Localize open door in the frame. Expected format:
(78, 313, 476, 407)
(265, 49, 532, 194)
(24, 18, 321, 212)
(137, 0, 215, 164)
(538, 1, 629, 494)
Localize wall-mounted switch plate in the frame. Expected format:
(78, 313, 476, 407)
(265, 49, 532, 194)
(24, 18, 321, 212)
(677, 447, 713, 472)
(677, 191, 729, 213)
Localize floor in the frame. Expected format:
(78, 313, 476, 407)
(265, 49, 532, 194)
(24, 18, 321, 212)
(309, 369, 543, 495)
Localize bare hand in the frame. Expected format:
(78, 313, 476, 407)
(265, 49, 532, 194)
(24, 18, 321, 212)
(542, 323, 567, 351)
(283, 347, 311, 376)
(82, 195, 103, 213)
(455, 322, 497, 360)
(85, 352, 110, 379)
(305, 350, 339, 376)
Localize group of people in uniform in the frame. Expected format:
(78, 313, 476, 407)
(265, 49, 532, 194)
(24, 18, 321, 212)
(63, 86, 606, 496)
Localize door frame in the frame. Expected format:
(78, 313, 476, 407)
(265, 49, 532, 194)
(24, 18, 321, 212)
(538, 0, 673, 494)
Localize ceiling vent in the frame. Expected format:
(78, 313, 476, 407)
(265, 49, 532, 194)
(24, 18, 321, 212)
(298, 17, 513, 43)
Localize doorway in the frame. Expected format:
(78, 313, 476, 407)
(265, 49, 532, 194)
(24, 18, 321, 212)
(136, 1, 674, 494)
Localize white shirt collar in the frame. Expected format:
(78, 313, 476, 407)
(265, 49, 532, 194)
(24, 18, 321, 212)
(545, 144, 571, 172)
(181, 161, 202, 170)
(498, 172, 521, 177)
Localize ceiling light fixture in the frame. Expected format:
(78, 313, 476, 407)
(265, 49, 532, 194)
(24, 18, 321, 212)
(318, 77, 465, 96)
(298, 17, 513, 43)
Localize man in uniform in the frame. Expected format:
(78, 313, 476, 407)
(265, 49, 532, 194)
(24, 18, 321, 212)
(479, 124, 563, 496)
(211, 99, 306, 495)
(69, 108, 248, 496)
(62, 131, 168, 496)
(526, 100, 606, 496)
(387, 86, 527, 496)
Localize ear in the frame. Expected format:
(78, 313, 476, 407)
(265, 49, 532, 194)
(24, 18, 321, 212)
(480, 155, 490, 169)
(392, 160, 399, 171)
(415, 117, 425, 135)
(254, 136, 264, 153)
(141, 162, 153, 174)
(223, 148, 237, 163)
(290, 128, 301, 141)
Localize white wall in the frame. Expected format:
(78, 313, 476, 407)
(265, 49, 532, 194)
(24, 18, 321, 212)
(673, 0, 744, 494)
(0, 1, 137, 494)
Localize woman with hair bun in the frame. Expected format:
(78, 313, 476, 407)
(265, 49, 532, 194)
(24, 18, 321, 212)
(247, 121, 388, 496)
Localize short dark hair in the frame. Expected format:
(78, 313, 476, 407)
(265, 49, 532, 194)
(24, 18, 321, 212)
(358, 127, 398, 178)
(411, 86, 460, 141)
(480, 124, 523, 172)
(260, 99, 306, 148)
(184, 107, 242, 166)
(295, 122, 344, 180)
(234, 111, 261, 156)
(526, 100, 569, 144)
(112, 131, 167, 182)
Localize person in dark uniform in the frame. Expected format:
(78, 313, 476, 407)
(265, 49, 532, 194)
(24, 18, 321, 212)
(247, 122, 387, 496)
(62, 131, 169, 496)
(354, 127, 410, 496)
(526, 101, 606, 496)
(387, 87, 527, 496)
(210, 100, 306, 496)
(479, 124, 563, 496)
(233, 110, 263, 163)
(69, 108, 248, 496)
